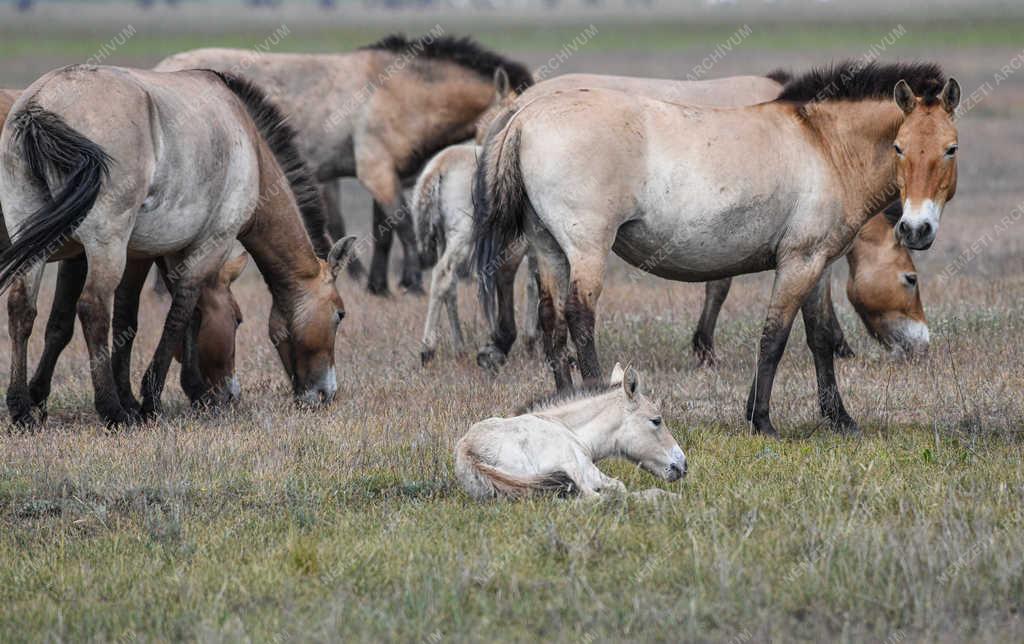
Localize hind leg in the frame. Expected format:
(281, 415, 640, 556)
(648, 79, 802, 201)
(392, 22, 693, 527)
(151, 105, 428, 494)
(110, 258, 153, 416)
(529, 225, 573, 392)
(523, 252, 540, 354)
(7, 263, 45, 426)
(477, 242, 526, 371)
(421, 244, 464, 364)
(692, 278, 732, 367)
(565, 254, 607, 386)
(28, 256, 87, 412)
(801, 268, 857, 434)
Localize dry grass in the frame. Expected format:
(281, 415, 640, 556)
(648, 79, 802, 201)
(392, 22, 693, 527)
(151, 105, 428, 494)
(2, 16, 1024, 644)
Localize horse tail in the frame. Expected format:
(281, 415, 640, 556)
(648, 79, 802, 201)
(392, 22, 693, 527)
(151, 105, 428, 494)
(455, 438, 576, 500)
(766, 68, 793, 85)
(0, 101, 111, 293)
(472, 108, 526, 328)
(411, 155, 445, 269)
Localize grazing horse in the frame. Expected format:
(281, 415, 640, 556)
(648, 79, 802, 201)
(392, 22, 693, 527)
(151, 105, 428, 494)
(474, 62, 960, 436)
(0, 88, 250, 422)
(155, 34, 533, 296)
(0, 65, 355, 425)
(474, 71, 928, 370)
(456, 363, 686, 500)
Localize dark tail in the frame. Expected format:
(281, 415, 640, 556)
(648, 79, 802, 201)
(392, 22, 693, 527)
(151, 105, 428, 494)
(0, 102, 111, 293)
(472, 108, 527, 326)
(766, 69, 793, 86)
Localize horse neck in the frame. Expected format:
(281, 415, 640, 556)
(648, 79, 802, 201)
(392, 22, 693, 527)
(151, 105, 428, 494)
(536, 391, 624, 460)
(846, 214, 891, 277)
(802, 100, 904, 227)
(238, 149, 321, 312)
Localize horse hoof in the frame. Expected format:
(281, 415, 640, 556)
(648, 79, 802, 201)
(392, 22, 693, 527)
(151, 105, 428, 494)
(399, 279, 425, 296)
(9, 404, 43, 428)
(695, 351, 718, 368)
(833, 416, 861, 436)
(476, 346, 507, 373)
(421, 348, 436, 366)
(366, 280, 390, 297)
(833, 342, 856, 359)
(523, 337, 537, 355)
(752, 422, 780, 439)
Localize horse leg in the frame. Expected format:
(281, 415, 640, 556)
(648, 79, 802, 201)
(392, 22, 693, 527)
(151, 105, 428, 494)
(477, 243, 525, 371)
(421, 245, 460, 365)
(745, 255, 828, 437)
(693, 278, 732, 367)
(530, 227, 573, 391)
(77, 245, 135, 426)
(320, 180, 365, 279)
(565, 255, 607, 386)
(523, 253, 540, 354)
(801, 270, 858, 434)
(7, 264, 44, 426)
(825, 286, 855, 358)
(28, 256, 87, 411)
(109, 258, 153, 416)
(356, 151, 421, 295)
(139, 253, 210, 418)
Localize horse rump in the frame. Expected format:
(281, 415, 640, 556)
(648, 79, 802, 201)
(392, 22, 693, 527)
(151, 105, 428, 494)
(455, 439, 576, 501)
(0, 101, 111, 292)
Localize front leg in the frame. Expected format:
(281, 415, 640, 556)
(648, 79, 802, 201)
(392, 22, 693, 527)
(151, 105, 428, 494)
(421, 246, 461, 365)
(801, 268, 859, 434)
(746, 255, 828, 437)
(693, 278, 732, 367)
(29, 256, 87, 411)
(7, 265, 43, 426)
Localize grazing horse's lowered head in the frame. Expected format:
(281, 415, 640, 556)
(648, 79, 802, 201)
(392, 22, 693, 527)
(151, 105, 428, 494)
(891, 76, 960, 249)
(846, 209, 929, 357)
(187, 252, 250, 404)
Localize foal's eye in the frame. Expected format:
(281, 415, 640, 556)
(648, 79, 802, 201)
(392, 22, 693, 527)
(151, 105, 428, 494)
(893, 143, 905, 157)
(335, 310, 345, 325)
(235, 318, 243, 328)
(651, 417, 663, 428)
(945, 144, 958, 157)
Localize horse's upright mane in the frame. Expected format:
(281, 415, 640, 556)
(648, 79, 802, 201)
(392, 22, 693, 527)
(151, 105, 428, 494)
(209, 70, 332, 258)
(516, 383, 620, 415)
(362, 34, 534, 92)
(774, 61, 946, 105)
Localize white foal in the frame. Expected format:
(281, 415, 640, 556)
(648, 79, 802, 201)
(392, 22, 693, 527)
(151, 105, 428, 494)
(456, 364, 687, 501)
(412, 142, 538, 364)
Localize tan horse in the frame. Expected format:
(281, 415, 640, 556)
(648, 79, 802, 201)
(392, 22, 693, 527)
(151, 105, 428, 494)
(156, 34, 533, 297)
(0, 66, 354, 425)
(475, 72, 929, 369)
(474, 62, 959, 436)
(456, 363, 685, 501)
(0, 88, 252, 421)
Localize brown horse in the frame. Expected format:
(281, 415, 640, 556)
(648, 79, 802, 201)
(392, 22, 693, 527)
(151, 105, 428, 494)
(0, 66, 354, 425)
(0, 88, 250, 422)
(474, 62, 959, 436)
(692, 209, 928, 365)
(155, 34, 533, 296)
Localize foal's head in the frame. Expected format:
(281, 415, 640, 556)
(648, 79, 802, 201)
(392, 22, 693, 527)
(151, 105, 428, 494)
(846, 212, 928, 357)
(610, 364, 687, 482)
(891, 77, 960, 250)
(193, 252, 249, 403)
(269, 236, 356, 406)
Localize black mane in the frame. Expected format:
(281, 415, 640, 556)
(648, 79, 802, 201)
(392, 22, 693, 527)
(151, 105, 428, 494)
(362, 34, 534, 93)
(515, 383, 620, 416)
(775, 61, 946, 105)
(210, 71, 333, 258)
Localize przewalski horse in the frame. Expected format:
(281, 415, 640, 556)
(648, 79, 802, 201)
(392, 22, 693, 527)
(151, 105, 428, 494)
(0, 65, 355, 425)
(155, 34, 533, 297)
(456, 363, 686, 501)
(0, 88, 251, 422)
(474, 71, 930, 370)
(474, 62, 959, 436)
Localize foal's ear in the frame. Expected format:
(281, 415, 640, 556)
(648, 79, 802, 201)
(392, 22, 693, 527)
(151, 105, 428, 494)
(328, 236, 358, 278)
(220, 252, 250, 284)
(610, 362, 625, 385)
(622, 367, 640, 401)
(940, 78, 961, 114)
(493, 68, 511, 100)
(893, 80, 917, 115)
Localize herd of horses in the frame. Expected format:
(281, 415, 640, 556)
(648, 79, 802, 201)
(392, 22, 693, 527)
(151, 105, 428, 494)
(0, 35, 959, 447)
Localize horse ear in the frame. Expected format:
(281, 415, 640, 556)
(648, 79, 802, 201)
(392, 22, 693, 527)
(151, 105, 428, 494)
(622, 367, 640, 401)
(893, 80, 917, 115)
(940, 78, 961, 114)
(328, 235, 357, 278)
(610, 362, 625, 385)
(220, 252, 249, 284)
(493, 68, 511, 100)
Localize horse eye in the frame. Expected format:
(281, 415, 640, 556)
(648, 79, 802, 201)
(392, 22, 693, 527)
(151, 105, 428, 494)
(335, 310, 345, 325)
(945, 144, 958, 157)
(893, 143, 904, 157)
(235, 318, 243, 328)
(651, 417, 662, 427)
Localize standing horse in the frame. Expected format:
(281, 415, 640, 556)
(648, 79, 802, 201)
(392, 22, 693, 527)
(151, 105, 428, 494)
(474, 71, 929, 369)
(474, 62, 959, 436)
(456, 363, 686, 500)
(0, 65, 354, 425)
(0, 88, 250, 423)
(155, 34, 533, 296)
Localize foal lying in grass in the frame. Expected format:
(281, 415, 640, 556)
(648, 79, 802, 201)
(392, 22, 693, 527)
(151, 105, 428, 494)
(456, 364, 687, 500)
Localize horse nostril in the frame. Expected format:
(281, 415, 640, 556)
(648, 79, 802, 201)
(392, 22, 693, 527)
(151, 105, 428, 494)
(919, 222, 932, 238)
(898, 221, 911, 237)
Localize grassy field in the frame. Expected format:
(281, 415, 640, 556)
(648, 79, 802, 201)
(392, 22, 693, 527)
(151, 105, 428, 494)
(2, 11, 1024, 643)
